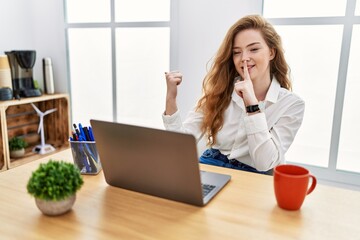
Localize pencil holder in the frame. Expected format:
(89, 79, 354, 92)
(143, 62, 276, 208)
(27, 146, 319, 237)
(69, 141, 102, 175)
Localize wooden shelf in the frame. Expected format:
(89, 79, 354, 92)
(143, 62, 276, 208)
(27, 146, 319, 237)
(0, 93, 71, 170)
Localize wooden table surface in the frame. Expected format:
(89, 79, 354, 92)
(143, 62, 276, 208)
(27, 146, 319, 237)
(0, 149, 359, 240)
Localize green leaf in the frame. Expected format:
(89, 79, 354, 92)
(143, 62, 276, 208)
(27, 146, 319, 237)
(27, 160, 84, 201)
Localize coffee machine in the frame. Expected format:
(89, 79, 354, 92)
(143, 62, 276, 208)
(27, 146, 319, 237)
(5, 50, 42, 98)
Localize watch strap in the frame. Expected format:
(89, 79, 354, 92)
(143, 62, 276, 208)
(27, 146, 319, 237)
(246, 104, 260, 113)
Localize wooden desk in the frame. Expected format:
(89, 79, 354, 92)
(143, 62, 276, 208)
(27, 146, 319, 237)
(0, 149, 359, 239)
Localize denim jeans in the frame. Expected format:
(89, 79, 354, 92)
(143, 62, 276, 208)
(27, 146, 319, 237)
(199, 148, 272, 175)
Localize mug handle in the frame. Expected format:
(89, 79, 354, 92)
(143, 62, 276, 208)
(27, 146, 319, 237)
(306, 174, 317, 195)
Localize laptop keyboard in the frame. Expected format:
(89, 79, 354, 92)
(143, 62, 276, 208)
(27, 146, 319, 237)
(202, 183, 216, 197)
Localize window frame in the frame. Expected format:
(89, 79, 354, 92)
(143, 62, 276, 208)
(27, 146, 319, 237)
(263, 0, 360, 190)
(64, 0, 177, 123)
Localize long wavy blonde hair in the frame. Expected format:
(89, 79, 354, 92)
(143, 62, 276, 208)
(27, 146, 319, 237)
(196, 15, 291, 146)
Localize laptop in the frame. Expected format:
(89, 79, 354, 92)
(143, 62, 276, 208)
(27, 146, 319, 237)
(90, 119, 231, 206)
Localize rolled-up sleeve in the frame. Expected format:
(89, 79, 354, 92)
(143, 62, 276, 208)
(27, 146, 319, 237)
(162, 109, 205, 142)
(244, 99, 305, 171)
(162, 110, 183, 131)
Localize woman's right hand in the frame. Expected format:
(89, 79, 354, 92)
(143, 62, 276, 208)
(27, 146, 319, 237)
(164, 71, 182, 115)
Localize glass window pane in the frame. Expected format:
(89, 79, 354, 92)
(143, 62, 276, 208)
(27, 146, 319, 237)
(337, 25, 360, 173)
(68, 28, 113, 126)
(275, 25, 343, 167)
(116, 27, 169, 128)
(356, 0, 360, 15)
(263, 0, 347, 18)
(66, 0, 110, 23)
(115, 0, 170, 22)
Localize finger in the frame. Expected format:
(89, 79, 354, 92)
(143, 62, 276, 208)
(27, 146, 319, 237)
(165, 70, 180, 75)
(234, 79, 242, 93)
(243, 61, 250, 80)
(165, 71, 181, 78)
(168, 73, 182, 80)
(172, 76, 182, 85)
(234, 83, 243, 98)
(165, 72, 182, 85)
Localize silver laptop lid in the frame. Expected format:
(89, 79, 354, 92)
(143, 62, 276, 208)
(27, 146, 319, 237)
(91, 119, 208, 206)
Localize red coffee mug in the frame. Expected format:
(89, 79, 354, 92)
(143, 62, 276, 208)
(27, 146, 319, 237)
(274, 164, 317, 210)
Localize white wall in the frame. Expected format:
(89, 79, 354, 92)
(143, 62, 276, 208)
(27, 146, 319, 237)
(0, 1, 33, 51)
(173, 0, 262, 154)
(175, 0, 262, 119)
(0, 0, 68, 93)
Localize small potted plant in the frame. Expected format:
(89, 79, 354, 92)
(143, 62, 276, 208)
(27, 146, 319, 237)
(9, 136, 28, 158)
(27, 160, 84, 216)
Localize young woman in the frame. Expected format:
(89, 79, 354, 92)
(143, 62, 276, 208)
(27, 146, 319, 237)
(163, 15, 304, 175)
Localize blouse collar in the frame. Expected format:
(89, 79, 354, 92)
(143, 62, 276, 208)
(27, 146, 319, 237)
(231, 78, 281, 110)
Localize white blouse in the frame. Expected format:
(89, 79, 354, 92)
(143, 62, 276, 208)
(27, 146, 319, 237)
(162, 78, 305, 171)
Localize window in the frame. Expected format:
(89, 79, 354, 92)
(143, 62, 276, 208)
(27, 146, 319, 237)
(264, 0, 360, 188)
(115, 0, 170, 22)
(115, 27, 169, 127)
(65, 0, 171, 128)
(337, 24, 360, 173)
(66, 0, 111, 23)
(67, 28, 113, 124)
(274, 25, 342, 168)
(264, 0, 347, 17)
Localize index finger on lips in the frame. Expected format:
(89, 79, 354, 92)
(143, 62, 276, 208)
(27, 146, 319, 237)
(243, 61, 250, 80)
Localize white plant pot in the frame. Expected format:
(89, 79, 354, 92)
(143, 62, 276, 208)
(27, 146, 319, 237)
(35, 195, 76, 216)
(10, 148, 25, 158)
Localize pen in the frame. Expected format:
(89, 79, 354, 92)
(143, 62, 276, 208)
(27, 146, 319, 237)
(78, 133, 98, 171)
(72, 131, 78, 141)
(78, 123, 85, 140)
(80, 146, 91, 172)
(73, 124, 81, 139)
(83, 127, 91, 141)
(83, 144, 97, 172)
(88, 126, 95, 141)
(76, 137, 91, 172)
